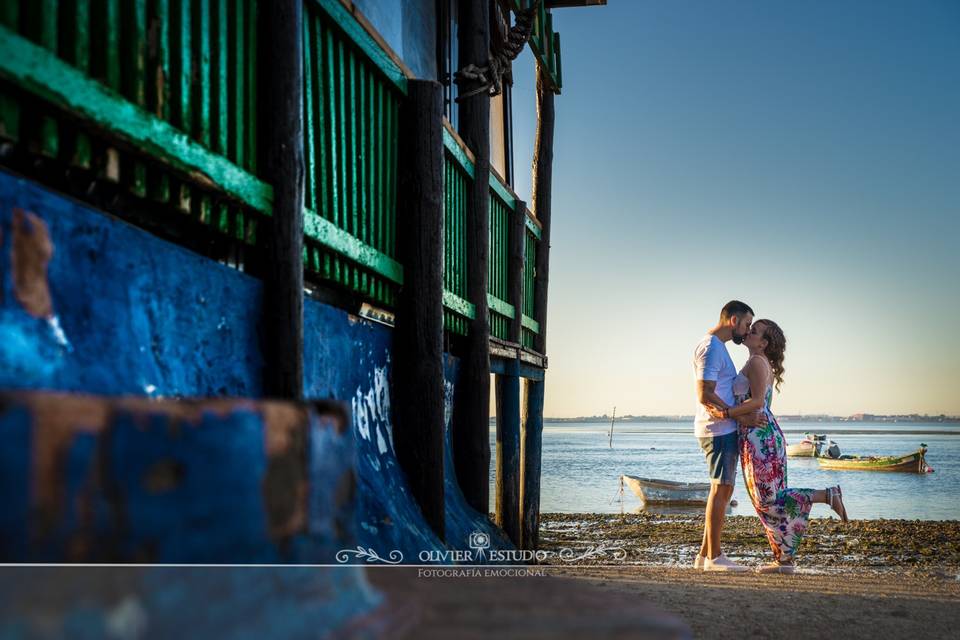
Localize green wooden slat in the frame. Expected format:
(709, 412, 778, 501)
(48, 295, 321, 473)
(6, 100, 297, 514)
(348, 50, 357, 238)
(38, 0, 59, 157)
(303, 15, 316, 211)
(231, 0, 243, 165)
(215, 0, 228, 153)
(315, 15, 328, 226)
(0, 4, 20, 142)
(489, 172, 515, 209)
(0, 25, 273, 212)
(487, 293, 515, 320)
(303, 210, 398, 283)
(105, 0, 120, 89)
(244, 0, 255, 172)
(521, 314, 540, 334)
(310, 0, 407, 94)
(194, 0, 210, 146)
(173, 0, 190, 130)
(443, 126, 475, 177)
(443, 290, 476, 320)
(525, 212, 542, 240)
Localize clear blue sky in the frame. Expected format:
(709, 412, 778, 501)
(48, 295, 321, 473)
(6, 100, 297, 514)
(507, 0, 960, 417)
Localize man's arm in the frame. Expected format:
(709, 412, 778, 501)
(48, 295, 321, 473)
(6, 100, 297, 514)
(697, 379, 729, 419)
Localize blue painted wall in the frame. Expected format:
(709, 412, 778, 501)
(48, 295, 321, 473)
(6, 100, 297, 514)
(351, 0, 437, 81)
(0, 169, 512, 566)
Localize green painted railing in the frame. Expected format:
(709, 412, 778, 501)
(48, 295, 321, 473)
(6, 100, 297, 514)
(443, 126, 474, 336)
(441, 123, 541, 347)
(522, 221, 539, 349)
(302, 0, 406, 306)
(0, 0, 263, 259)
(0, 0, 544, 350)
(488, 175, 514, 341)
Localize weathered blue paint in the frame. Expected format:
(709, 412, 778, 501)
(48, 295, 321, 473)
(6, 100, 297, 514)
(0, 394, 356, 564)
(0, 170, 516, 569)
(0, 171, 263, 398)
(302, 300, 449, 563)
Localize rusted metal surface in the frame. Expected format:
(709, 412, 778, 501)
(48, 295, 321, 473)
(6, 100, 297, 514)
(0, 391, 354, 563)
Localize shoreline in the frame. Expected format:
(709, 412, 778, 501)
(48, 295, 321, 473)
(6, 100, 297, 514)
(538, 512, 960, 575)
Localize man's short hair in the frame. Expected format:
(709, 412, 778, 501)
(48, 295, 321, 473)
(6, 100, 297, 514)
(720, 300, 754, 322)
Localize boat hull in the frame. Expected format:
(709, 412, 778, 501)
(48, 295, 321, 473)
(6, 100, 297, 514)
(816, 449, 929, 473)
(786, 441, 816, 457)
(621, 475, 711, 505)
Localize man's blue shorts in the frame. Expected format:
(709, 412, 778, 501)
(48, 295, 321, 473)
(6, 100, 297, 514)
(697, 431, 739, 485)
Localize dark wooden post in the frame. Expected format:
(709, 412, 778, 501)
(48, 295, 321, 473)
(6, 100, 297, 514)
(494, 198, 526, 544)
(451, 0, 492, 516)
(521, 64, 556, 550)
(392, 80, 446, 540)
(260, 0, 304, 399)
(495, 362, 521, 545)
(531, 65, 554, 356)
(521, 377, 545, 550)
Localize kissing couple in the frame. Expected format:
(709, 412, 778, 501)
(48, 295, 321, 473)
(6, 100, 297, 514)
(693, 300, 849, 573)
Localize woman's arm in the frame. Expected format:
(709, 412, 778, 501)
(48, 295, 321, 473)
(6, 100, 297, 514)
(728, 357, 767, 418)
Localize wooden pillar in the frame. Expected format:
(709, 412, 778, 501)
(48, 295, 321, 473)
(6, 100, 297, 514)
(520, 377, 545, 550)
(494, 198, 526, 544)
(260, 0, 304, 399)
(451, 0, 492, 516)
(531, 65, 554, 356)
(521, 64, 555, 549)
(392, 80, 446, 539)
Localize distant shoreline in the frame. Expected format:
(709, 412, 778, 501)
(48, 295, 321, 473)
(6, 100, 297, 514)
(486, 416, 960, 424)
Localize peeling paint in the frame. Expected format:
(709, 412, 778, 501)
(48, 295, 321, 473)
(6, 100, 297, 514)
(11, 208, 53, 319)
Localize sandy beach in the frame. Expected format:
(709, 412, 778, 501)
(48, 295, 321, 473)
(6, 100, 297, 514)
(532, 513, 960, 638)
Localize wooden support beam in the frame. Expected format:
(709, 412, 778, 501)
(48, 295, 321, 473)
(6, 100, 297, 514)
(520, 377, 545, 550)
(495, 360, 521, 546)
(260, 0, 304, 399)
(393, 79, 446, 540)
(451, 0, 492, 516)
(532, 64, 554, 356)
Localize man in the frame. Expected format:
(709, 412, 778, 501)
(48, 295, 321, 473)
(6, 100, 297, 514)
(692, 300, 762, 572)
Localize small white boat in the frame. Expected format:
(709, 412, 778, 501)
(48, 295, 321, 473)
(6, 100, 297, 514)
(620, 475, 711, 505)
(786, 433, 840, 458)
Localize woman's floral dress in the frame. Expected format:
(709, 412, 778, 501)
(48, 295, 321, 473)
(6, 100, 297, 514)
(734, 366, 815, 562)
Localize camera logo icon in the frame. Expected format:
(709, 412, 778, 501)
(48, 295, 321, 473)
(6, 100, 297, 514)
(468, 531, 490, 554)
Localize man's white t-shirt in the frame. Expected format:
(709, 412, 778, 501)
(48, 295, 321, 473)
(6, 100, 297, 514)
(693, 334, 737, 437)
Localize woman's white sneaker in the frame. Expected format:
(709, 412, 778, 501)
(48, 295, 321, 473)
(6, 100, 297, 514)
(703, 553, 750, 572)
(694, 554, 704, 570)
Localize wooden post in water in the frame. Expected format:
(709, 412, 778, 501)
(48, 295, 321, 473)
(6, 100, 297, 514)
(451, 0, 492, 516)
(521, 63, 556, 549)
(521, 377, 545, 550)
(495, 197, 527, 544)
(393, 80, 446, 540)
(260, 0, 304, 400)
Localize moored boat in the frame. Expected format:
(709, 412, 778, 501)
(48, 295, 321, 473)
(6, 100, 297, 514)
(786, 433, 840, 458)
(816, 445, 932, 473)
(620, 475, 711, 505)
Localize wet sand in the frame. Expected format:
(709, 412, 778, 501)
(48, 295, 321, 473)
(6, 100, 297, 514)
(539, 512, 960, 572)
(534, 513, 960, 639)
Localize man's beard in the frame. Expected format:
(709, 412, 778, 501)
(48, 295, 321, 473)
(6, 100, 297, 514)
(732, 334, 745, 345)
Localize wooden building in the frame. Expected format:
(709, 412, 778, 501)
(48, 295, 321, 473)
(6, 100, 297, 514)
(0, 0, 604, 564)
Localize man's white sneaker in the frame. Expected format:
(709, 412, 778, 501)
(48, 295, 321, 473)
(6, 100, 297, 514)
(694, 554, 704, 571)
(702, 553, 750, 572)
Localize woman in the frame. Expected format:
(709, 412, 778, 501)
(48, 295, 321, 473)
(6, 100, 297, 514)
(726, 319, 849, 573)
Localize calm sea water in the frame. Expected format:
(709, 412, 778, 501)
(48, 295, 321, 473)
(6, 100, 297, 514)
(488, 422, 960, 520)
